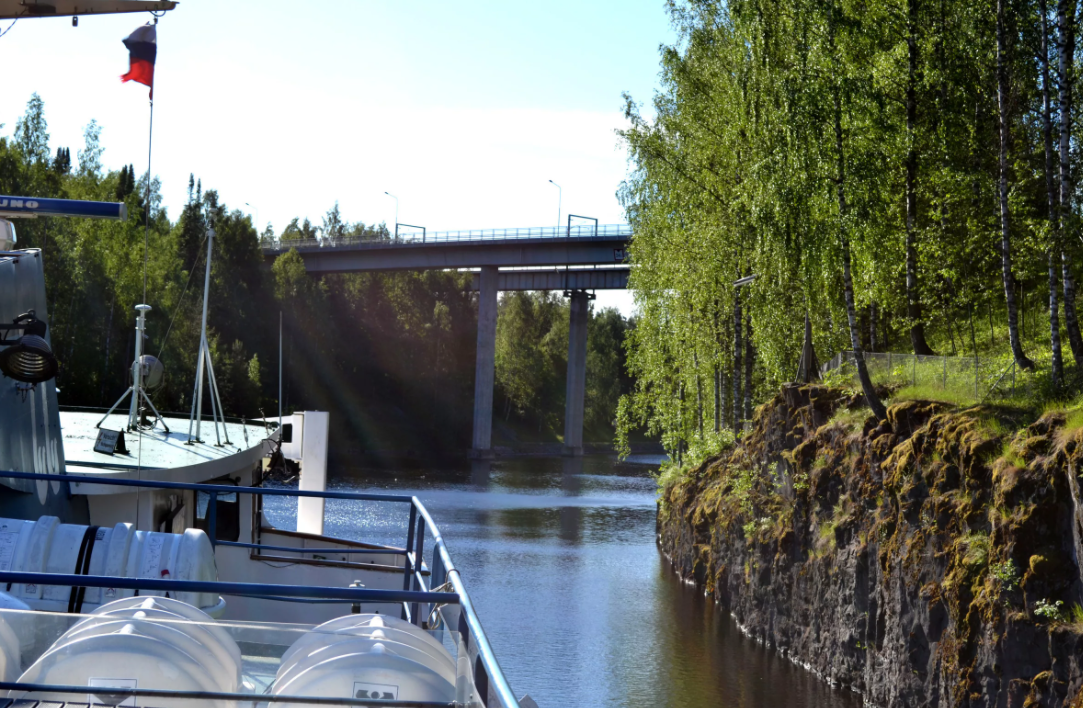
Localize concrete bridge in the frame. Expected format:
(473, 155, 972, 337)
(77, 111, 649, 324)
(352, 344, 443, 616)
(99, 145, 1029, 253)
(262, 224, 632, 457)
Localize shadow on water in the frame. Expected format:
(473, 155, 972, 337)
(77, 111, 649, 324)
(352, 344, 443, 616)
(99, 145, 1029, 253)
(264, 456, 861, 708)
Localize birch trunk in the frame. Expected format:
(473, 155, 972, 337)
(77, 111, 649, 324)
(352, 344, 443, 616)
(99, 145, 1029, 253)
(1059, 0, 1083, 364)
(1042, 0, 1064, 386)
(695, 354, 703, 439)
(997, 0, 1037, 370)
(835, 86, 888, 421)
(744, 314, 753, 423)
(732, 288, 743, 432)
(906, 0, 936, 355)
(714, 364, 721, 433)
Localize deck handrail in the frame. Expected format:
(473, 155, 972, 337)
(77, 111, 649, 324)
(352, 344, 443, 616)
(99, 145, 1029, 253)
(0, 570, 453, 605)
(0, 681, 453, 707)
(0, 469, 520, 708)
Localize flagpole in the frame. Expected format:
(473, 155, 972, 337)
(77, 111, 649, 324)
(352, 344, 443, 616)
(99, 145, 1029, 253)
(143, 96, 153, 305)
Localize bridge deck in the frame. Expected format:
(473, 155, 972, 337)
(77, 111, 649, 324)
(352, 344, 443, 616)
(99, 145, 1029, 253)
(266, 223, 631, 251)
(262, 224, 632, 273)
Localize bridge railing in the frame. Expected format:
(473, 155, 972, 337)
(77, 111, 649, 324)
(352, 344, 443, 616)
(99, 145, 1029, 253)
(267, 223, 631, 252)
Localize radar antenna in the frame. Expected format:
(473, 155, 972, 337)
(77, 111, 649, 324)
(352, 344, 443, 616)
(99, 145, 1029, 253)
(186, 228, 230, 447)
(96, 304, 170, 433)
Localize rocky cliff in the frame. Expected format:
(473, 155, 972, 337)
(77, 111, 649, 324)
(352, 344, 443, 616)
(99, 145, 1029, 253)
(658, 384, 1083, 707)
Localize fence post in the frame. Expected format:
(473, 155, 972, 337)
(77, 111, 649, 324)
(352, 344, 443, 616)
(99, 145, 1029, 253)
(888, 352, 892, 381)
(974, 355, 979, 400)
(912, 355, 916, 386)
(943, 356, 947, 389)
(1012, 361, 1016, 397)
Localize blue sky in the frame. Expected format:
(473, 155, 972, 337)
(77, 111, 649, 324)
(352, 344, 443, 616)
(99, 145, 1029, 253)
(0, 0, 675, 313)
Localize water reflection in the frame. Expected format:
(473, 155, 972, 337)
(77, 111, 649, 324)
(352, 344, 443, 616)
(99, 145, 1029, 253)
(471, 460, 491, 488)
(265, 457, 861, 708)
(560, 457, 583, 544)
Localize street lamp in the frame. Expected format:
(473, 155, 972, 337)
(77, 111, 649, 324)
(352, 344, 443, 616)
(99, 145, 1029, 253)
(384, 192, 399, 230)
(548, 180, 561, 231)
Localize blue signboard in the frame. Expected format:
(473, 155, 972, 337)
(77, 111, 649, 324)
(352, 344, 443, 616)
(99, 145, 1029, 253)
(0, 196, 127, 221)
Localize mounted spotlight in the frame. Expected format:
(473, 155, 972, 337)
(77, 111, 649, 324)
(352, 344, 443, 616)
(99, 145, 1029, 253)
(0, 312, 58, 384)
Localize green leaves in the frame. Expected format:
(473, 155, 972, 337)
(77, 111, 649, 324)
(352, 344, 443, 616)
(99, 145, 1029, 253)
(619, 0, 1068, 449)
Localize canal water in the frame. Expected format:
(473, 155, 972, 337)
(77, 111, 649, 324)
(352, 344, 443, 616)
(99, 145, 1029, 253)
(264, 456, 861, 708)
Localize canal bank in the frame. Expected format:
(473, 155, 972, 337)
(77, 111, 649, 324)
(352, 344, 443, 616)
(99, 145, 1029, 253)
(658, 383, 1083, 707)
(262, 455, 861, 707)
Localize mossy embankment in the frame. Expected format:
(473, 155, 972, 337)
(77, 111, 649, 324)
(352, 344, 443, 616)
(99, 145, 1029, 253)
(658, 384, 1083, 707)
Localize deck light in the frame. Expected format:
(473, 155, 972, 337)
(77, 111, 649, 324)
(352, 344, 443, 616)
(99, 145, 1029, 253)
(0, 312, 57, 384)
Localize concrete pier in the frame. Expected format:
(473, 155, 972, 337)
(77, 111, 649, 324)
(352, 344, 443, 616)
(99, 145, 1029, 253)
(471, 266, 499, 456)
(563, 290, 589, 456)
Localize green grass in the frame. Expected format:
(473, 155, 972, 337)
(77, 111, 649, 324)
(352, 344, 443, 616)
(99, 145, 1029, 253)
(1064, 408, 1083, 433)
(890, 384, 980, 407)
(817, 520, 837, 551)
(1068, 603, 1083, 631)
(999, 439, 1025, 469)
(960, 532, 991, 569)
(827, 405, 870, 432)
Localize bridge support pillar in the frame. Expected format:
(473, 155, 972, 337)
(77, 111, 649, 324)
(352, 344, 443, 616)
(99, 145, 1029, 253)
(471, 266, 499, 457)
(563, 290, 590, 456)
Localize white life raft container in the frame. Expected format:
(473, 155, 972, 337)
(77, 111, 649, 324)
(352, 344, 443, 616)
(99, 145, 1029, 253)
(13, 596, 241, 706)
(70, 595, 241, 685)
(0, 517, 222, 615)
(273, 613, 456, 705)
(0, 594, 24, 681)
(279, 613, 455, 678)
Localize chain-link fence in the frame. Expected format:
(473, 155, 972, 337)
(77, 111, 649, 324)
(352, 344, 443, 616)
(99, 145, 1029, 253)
(821, 351, 1023, 402)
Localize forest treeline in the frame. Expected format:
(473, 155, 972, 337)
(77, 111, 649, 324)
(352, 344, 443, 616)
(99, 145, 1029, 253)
(0, 95, 631, 462)
(617, 0, 1083, 456)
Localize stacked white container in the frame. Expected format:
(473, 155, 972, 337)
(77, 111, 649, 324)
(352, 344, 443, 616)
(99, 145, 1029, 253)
(0, 593, 24, 682)
(12, 596, 241, 707)
(0, 517, 223, 615)
(273, 613, 457, 704)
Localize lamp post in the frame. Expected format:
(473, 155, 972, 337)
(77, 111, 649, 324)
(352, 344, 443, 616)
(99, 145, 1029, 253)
(548, 180, 561, 231)
(384, 192, 399, 232)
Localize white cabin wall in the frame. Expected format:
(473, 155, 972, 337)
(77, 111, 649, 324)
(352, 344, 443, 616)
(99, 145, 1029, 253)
(296, 412, 329, 536)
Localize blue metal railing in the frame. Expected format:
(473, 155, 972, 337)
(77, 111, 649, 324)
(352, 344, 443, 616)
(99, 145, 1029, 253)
(0, 469, 520, 708)
(267, 222, 631, 252)
(0, 682, 452, 707)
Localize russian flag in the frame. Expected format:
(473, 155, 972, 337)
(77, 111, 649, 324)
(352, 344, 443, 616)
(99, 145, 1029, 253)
(120, 23, 156, 96)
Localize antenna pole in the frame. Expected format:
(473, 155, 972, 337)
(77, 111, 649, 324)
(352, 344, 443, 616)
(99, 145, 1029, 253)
(97, 304, 166, 433)
(188, 228, 214, 443)
(127, 305, 149, 429)
(278, 310, 283, 430)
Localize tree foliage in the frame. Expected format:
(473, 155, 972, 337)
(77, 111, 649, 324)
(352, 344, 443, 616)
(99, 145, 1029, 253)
(0, 96, 635, 462)
(619, 0, 1083, 458)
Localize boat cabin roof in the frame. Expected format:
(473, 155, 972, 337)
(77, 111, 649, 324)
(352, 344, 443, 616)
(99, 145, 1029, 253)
(61, 411, 271, 489)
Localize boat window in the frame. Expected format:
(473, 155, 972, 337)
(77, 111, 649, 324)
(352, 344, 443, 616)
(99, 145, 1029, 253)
(194, 480, 240, 542)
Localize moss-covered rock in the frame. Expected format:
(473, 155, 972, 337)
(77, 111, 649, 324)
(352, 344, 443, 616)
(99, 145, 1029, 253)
(658, 386, 1083, 708)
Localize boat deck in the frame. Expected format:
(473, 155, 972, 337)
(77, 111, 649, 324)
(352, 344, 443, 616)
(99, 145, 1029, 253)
(60, 411, 272, 489)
